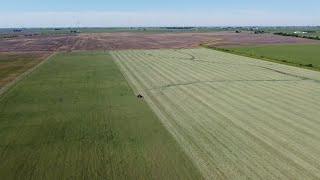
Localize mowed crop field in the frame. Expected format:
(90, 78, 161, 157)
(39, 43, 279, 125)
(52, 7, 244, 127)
(111, 48, 320, 179)
(0, 52, 202, 179)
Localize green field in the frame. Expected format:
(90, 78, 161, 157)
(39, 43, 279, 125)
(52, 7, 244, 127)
(0, 53, 47, 89)
(211, 44, 320, 70)
(2, 48, 320, 179)
(111, 48, 320, 179)
(0, 52, 202, 179)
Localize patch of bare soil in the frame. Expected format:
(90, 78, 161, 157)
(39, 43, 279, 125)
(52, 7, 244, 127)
(0, 32, 319, 52)
(206, 32, 320, 46)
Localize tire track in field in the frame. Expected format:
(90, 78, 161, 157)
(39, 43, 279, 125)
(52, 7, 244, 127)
(142, 49, 300, 84)
(162, 79, 302, 90)
(161, 52, 300, 82)
(117, 50, 278, 179)
(148, 49, 320, 176)
(113, 48, 320, 179)
(112, 52, 213, 179)
(258, 66, 313, 81)
(156, 49, 292, 84)
(111, 48, 320, 179)
(113, 51, 227, 179)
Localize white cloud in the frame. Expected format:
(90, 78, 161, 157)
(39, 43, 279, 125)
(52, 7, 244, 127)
(0, 10, 318, 28)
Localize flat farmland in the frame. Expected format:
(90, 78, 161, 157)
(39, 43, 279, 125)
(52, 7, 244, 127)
(0, 52, 202, 179)
(0, 52, 48, 89)
(1, 32, 319, 52)
(111, 48, 320, 179)
(215, 44, 320, 70)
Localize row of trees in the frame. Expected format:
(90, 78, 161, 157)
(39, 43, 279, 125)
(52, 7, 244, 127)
(274, 32, 320, 40)
(166, 27, 194, 30)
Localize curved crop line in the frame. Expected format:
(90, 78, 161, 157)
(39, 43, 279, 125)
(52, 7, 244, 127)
(162, 79, 303, 90)
(257, 66, 310, 80)
(111, 48, 320, 179)
(174, 49, 195, 60)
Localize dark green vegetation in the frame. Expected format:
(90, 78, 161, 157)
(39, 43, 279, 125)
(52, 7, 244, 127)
(259, 26, 320, 36)
(230, 26, 320, 38)
(0, 53, 47, 89)
(208, 44, 320, 71)
(258, 27, 320, 39)
(274, 32, 320, 40)
(0, 52, 202, 179)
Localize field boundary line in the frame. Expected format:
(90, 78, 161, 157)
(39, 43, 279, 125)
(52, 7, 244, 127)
(0, 53, 57, 97)
(110, 52, 208, 179)
(111, 53, 140, 96)
(203, 45, 320, 72)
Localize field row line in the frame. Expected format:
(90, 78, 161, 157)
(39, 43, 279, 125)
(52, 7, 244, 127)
(111, 49, 320, 179)
(0, 53, 57, 98)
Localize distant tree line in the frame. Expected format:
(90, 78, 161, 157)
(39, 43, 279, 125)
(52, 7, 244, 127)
(253, 30, 265, 34)
(166, 27, 194, 30)
(13, 29, 23, 32)
(274, 32, 320, 40)
(2, 35, 18, 39)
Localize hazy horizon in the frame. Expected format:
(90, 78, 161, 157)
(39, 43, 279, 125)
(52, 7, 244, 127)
(1, 0, 320, 28)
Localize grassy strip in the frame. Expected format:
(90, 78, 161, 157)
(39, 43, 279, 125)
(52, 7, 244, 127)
(273, 32, 320, 40)
(0, 52, 202, 179)
(202, 45, 320, 72)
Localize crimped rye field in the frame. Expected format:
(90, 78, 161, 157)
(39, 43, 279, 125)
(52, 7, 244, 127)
(0, 52, 202, 179)
(111, 48, 320, 179)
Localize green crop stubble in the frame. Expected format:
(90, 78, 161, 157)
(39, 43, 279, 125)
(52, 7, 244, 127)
(111, 48, 320, 179)
(0, 52, 202, 179)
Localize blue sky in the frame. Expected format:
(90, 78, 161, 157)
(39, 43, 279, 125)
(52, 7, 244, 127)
(0, 0, 319, 27)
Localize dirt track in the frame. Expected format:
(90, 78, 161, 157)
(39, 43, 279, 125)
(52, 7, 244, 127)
(0, 32, 319, 52)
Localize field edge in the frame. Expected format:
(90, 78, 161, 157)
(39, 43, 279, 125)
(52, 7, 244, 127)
(203, 45, 320, 72)
(0, 53, 56, 98)
(111, 50, 210, 179)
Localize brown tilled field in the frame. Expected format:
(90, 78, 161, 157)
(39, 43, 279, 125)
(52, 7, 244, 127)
(1, 32, 319, 52)
(209, 32, 320, 46)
